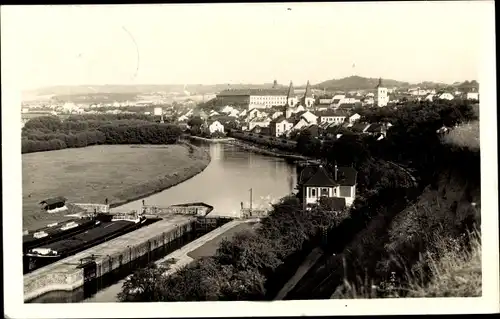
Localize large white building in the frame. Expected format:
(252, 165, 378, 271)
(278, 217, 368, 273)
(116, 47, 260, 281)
(215, 80, 311, 110)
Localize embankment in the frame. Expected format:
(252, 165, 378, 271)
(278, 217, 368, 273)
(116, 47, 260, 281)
(22, 143, 211, 231)
(187, 135, 236, 143)
(224, 139, 310, 161)
(288, 141, 481, 299)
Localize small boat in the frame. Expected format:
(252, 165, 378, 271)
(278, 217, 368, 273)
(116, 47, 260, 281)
(26, 214, 147, 259)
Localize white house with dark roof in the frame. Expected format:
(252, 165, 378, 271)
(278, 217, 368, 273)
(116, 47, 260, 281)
(299, 164, 357, 209)
(349, 113, 361, 123)
(466, 92, 479, 100)
(318, 110, 347, 125)
(438, 92, 454, 100)
(208, 120, 225, 134)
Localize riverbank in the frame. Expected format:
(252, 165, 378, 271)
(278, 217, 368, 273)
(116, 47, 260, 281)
(224, 138, 312, 161)
(22, 143, 211, 231)
(187, 135, 236, 143)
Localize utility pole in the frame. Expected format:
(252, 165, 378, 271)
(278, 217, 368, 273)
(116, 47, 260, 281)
(249, 188, 253, 214)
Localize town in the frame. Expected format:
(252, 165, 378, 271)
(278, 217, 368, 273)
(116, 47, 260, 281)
(6, 2, 494, 317)
(22, 77, 480, 141)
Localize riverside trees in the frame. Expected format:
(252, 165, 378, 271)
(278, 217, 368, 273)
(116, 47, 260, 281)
(22, 114, 183, 154)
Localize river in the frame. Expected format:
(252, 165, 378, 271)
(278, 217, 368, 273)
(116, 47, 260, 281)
(32, 141, 297, 303)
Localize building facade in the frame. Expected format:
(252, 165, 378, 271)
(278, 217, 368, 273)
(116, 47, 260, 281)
(299, 164, 357, 209)
(376, 78, 389, 107)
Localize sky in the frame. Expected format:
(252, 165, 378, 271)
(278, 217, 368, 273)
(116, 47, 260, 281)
(1, 2, 493, 90)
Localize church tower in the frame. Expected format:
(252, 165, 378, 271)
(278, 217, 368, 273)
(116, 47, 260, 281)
(375, 78, 388, 107)
(301, 80, 315, 108)
(285, 81, 297, 118)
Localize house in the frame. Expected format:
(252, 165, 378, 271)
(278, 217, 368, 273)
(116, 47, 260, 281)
(466, 92, 479, 100)
(229, 109, 240, 117)
(248, 117, 271, 131)
(295, 110, 318, 124)
(208, 120, 225, 134)
(349, 113, 361, 123)
(348, 122, 371, 134)
(365, 123, 390, 136)
(318, 110, 347, 125)
(330, 94, 346, 108)
(39, 196, 68, 214)
(239, 109, 248, 118)
(269, 116, 294, 137)
(209, 110, 220, 117)
(424, 94, 435, 102)
(250, 125, 271, 135)
(290, 117, 311, 133)
(438, 92, 454, 100)
(301, 124, 321, 138)
(247, 108, 263, 121)
(298, 164, 357, 209)
(221, 105, 235, 114)
(271, 111, 283, 119)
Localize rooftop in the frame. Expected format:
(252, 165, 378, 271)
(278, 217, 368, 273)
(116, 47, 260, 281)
(218, 88, 289, 97)
(39, 196, 67, 206)
(301, 164, 357, 187)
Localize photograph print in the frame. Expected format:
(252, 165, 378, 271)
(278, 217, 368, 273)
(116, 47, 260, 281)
(2, 1, 498, 317)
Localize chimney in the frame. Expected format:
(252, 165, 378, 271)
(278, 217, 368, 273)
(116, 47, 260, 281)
(334, 163, 338, 181)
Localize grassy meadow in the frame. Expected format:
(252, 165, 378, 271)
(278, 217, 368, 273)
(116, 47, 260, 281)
(22, 144, 210, 231)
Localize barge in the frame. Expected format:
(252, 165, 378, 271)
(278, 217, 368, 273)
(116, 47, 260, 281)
(23, 217, 102, 253)
(26, 214, 147, 261)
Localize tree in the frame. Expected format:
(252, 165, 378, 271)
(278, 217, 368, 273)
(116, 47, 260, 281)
(296, 130, 321, 156)
(188, 116, 204, 128)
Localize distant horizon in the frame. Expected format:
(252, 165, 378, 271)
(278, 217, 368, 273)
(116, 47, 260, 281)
(4, 2, 488, 92)
(23, 75, 479, 93)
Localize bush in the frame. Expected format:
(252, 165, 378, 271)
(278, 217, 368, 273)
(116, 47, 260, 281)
(21, 116, 183, 154)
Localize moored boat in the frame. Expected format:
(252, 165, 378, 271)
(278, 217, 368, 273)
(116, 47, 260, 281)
(26, 214, 147, 260)
(23, 217, 100, 253)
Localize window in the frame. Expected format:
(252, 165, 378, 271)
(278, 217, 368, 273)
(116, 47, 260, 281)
(311, 188, 316, 197)
(321, 188, 329, 196)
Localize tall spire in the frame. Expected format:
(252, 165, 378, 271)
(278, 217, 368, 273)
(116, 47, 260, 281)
(376, 77, 383, 88)
(272, 79, 278, 89)
(287, 81, 295, 99)
(304, 80, 312, 98)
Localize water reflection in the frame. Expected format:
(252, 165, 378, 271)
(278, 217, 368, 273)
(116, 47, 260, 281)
(113, 142, 297, 217)
(32, 141, 297, 303)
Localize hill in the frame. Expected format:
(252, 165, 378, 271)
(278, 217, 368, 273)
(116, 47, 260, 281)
(314, 76, 411, 91)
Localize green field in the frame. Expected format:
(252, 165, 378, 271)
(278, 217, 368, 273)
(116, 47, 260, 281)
(22, 144, 210, 231)
(187, 222, 257, 260)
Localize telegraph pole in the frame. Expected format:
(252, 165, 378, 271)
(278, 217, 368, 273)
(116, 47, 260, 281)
(249, 188, 253, 214)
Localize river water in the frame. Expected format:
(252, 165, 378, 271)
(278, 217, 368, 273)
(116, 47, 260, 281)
(32, 141, 297, 303)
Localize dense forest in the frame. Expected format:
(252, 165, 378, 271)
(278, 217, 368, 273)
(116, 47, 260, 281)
(21, 114, 182, 154)
(118, 99, 479, 301)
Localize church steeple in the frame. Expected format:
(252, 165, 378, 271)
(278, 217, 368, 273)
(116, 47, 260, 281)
(304, 80, 312, 98)
(301, 80, 314, 108)
(376, 77, 383, 88)
(287, 81, 295, 99)
(272, 79, 278, 89)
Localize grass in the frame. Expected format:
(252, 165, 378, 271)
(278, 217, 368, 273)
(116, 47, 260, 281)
(22, 144, 210, 231)
(442, 120, 480, 150)
(187, 222, 256, 259)
(330, 181, 481, 299)
(407, 229, 481, 297)
(331, 230, 481, 299)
